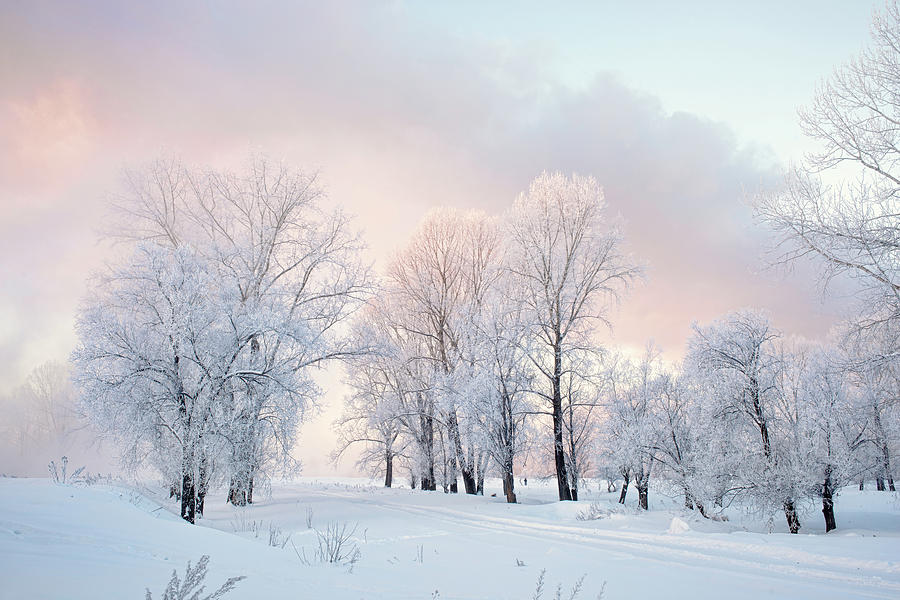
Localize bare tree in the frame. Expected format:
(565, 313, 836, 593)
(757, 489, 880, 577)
(507, 172, 639, 501)
(686, 311, 803, 533)
(387, 208, 502, 495)
(757, 1, 900, 345)
(334, 330, 409, 487)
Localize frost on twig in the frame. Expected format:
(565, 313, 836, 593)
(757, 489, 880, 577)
(144, 555, 245, 600)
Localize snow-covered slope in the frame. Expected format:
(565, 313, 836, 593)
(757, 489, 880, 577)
(2, 477, 899, 599)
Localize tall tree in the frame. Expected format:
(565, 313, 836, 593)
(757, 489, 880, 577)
(73, 158, 370, 520)
(508, 172, 638, 501)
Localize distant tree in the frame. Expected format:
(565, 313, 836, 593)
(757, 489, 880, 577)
(386, 208, 502, 495)
(508, 172, 639, 501)
(335, 318, 409, 487)
(603, 347, 663, 510)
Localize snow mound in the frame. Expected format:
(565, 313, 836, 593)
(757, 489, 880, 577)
(667, 516, 691, 534)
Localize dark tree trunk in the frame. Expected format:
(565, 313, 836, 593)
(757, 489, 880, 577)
(420, 409, 436, 491)
(459, 467, 475, 494)
(170, 480, 181, 500)
(502, 468, 517, 504)
(410, 475, 418, 490)
(196, 451, 209, 517)
(618, 470, 629, 504)
(551, 341, 573, 501)
(822, 469, 836, 532)
(448, 409, 476, 495)
(384, 453, 393, 488)
(180, 447, 196, 524)
(684, 490, 694, 510)
(877, 477, 886, 491)
(637, 483, 648, 510)
(783, 499, 800, 534)
(859, 479, 865, 491)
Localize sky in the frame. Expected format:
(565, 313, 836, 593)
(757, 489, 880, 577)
(0, 0, 882, 474)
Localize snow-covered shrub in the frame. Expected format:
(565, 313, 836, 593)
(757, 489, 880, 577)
(229, 515, 291, 549)
(575, 502, 607, 521)
(48, 456, 86, 485)
(294, 521, 361, 568)
(530, 570, 605, 600)
(144, 555, 244, 600)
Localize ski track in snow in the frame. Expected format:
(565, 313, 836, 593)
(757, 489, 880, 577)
(299, 486, 900, 599)
(3, 478, 900, 599)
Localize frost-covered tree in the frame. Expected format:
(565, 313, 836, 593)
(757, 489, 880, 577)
(73, 158, 370, 520)
(647, 370, 717, 516)
(789, 344, 862, 531)
(686, 310, 804, 533)
(757, 1, 900, 348)
(74, 244, 225, 522)
(845, 327, 900, 491)
(602, 347, 663, 510)
(508, 172, 638, 501)
(464, 278, 534, 503)
(0, 362, 86, 463)
(559, 353, 603, 502)
(335, 311, 410, 487)
(386, 208, 502, 494)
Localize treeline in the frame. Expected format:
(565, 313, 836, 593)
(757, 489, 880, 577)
(333, 197, 897, 534)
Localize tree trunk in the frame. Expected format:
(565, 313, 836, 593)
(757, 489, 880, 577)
(783, 499, 800, 534)
(420, 410, 436, 491)
(227, 415, 256, 506)
(877, 477, 885, 491)
(822, 469, 836, 532)
(384, 452, 393, 488)
(569, 468, 579, 501)
(618, 470, 629, 504)
(859, 479, 865, 491)
(196, 451, 209, 517)
(180, 446, 196, 524)
(637, 482, 648, 510)
(552, 342, 573, 501)
(881, 440, 896, 491)
(502, 466, 517, 504)
(410, 474, 418, 490)
(447, 409, 476, 495)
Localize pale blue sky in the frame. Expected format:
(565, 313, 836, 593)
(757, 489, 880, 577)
(405, 0, 880, 163)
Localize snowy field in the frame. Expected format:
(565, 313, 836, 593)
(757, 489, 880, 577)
(1, 477, 899, 600)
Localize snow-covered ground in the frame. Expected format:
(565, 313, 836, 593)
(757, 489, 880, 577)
(2, 477, 899, 599)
